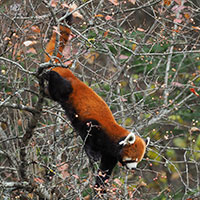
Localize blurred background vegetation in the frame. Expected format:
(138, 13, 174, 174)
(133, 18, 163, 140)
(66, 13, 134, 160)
(0, 0, 200, 199)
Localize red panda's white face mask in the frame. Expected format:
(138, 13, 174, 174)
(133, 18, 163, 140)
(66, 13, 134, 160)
(119, 133, 150, 170)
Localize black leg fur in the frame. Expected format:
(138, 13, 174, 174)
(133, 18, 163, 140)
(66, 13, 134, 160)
(95, 154, 117, 188)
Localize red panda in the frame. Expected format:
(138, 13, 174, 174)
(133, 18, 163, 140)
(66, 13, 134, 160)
(44, 14, 149, 188)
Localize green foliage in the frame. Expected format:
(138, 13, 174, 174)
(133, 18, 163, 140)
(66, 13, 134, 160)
(147, 148, 162, 165)
(195, 134, 200, 148)
(173, 137, 187, 148)
(152, 190, 171, 200)
(170, 188, 184, 200)
(166, 149, 176, 160)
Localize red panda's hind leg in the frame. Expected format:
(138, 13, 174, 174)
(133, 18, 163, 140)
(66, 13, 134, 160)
(47, 71, 73, 102)
(95, 154, 117, 189)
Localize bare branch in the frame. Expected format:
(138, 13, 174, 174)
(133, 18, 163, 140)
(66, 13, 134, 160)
(0, 102, 39, 114)
(0, 57, 34, 75)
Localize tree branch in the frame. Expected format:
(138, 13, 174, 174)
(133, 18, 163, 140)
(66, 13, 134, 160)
(19, 74, 45, 180)
(1, 181, 50, 199)
(0, 102, 39, 114)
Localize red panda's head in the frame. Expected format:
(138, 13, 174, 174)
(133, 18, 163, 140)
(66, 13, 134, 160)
(119, 133, 150, 170)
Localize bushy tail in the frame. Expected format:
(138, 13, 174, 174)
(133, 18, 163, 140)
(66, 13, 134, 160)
(45, 14, 73, 63)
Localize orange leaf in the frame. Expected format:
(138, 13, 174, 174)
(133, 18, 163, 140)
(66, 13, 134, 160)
(184, 13, 190, 19)
(28, 193, 34, 199)
(108, 0, 119, 6)
(104, 30, 109, 37)
(164, 0, 171, 6)
(174, 18, 182, 23)
(172, 29, 179, 33)
(12, 43, 18, 58)
(84, 195, 91, 200)
(192, 26, 200, 31)
(64, 60, 73, 66)
(27, 47, 37, 54)
(34, 177, 44, 184)
(84, 52, 99, 64)
(132, 44, 137, 51)
(51, 0, 58, 7)
(18, 119, 22, 126)
(62, 2, 84, 19)
(31, 25, 40, 33)
(128, 0, 136, 4)
(95, 14, 104, 18)
(137, 27, 145, 32)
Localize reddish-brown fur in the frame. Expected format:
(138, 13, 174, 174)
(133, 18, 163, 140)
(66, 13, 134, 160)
(45, 20, 148, 187)
(45, 25, 71, 63)
(45, 25, 131, 143)
(121, 135, 146, 162)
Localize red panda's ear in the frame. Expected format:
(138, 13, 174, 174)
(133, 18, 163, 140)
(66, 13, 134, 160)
(145, 137, 150, 146)
(119, 132, 136, 146)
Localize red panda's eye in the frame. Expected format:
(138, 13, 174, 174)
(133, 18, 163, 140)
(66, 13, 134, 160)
(128, 136, 134, 142)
